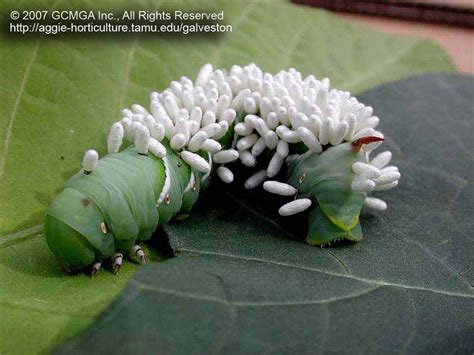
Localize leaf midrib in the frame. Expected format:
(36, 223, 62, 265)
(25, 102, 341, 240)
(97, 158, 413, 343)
(177, 248, 474, 298)
(131, 279, 382, 306)
(0, 225, 43, 248)
(0, 298, 94, 319)
(0, 42, 39, 183)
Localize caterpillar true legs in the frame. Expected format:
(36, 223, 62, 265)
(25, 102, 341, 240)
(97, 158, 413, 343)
(45, 144, 204, 273)
(45, 63, 401, 275)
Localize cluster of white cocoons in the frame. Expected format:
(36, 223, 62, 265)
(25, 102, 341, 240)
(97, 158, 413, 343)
(93, 63, 400, 216)
(351, 151, 401, 211)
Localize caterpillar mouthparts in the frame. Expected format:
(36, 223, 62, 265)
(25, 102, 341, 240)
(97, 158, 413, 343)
(45, 63, 401, 275)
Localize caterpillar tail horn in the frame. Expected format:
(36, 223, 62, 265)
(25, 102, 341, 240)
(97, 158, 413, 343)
(351, 136, 385, 151)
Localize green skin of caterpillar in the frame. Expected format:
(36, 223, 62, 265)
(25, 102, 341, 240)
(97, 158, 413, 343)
(287, 142, 366, 245)
(45, 136, 366, 271)
(45, 144, 206, 271)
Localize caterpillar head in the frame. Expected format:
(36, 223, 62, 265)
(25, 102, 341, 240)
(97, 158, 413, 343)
(45, 188, 114, 272)
(287, 140, 377, 246)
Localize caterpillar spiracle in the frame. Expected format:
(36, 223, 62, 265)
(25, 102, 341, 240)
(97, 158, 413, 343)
(45, 63, 401, 274)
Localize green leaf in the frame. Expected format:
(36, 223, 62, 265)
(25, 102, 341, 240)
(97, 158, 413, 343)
(0, 0, 455, 352)
(0, 0, 454, 237)
(57, 74, 473, 354)
(0, 231, 167, 353)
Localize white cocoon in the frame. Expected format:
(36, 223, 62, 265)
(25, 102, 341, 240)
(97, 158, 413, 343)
(279, 198, 312, 216)
(181, 151, 211, 173)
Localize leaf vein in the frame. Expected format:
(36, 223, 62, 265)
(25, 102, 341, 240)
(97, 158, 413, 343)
(178, 248, 474, 298)
(132, 280, 381, 306)
(117, 37, 138, 112)
(0, 42, 39, 183)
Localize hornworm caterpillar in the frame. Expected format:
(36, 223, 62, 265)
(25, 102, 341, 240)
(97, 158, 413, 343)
(45, 63, 401, 274)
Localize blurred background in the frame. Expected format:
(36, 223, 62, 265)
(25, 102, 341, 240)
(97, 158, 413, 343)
(293, 0, 474, 73)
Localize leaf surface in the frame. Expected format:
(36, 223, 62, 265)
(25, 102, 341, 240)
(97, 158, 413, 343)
(0, 0, 456, 352)
(58, 74, 474, 354)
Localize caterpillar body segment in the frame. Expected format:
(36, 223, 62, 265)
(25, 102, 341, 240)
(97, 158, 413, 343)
(45, 189, 111, 269)
(289, 143, 365, 229)
(45, 145, 204, 271)
(45, 63, 401, 274)
(287, 143, 366, 245)
(307, 206, 363, 247)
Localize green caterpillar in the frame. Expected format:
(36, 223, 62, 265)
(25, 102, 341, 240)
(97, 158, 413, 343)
(45, 63, 400, 274)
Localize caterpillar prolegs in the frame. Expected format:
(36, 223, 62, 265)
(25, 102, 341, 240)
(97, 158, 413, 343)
(45, 63, 401, 274)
